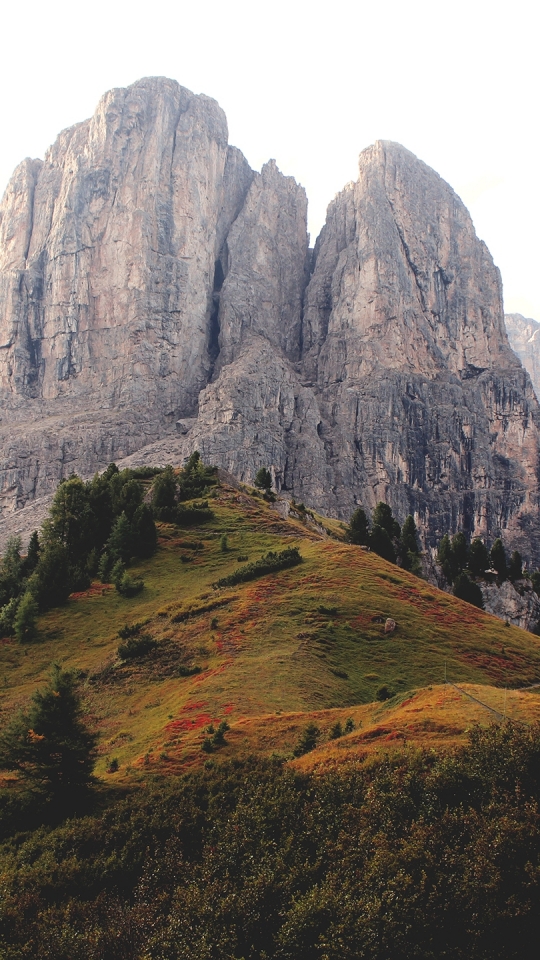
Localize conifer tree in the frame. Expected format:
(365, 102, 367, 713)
(508, 550, 523, 581)
(400, 515, 421, 573)
(490, 538, 507, 580)
(0, 665, 97, 803)
(14, 591, 39, 643)
(348, 507, 370, 545)
(468, 538, 489, 578)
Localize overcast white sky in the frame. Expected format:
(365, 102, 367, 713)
(1, 0, 538, 318)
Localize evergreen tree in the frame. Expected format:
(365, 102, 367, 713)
(106, 513, 134, 564)
(437, 534, 454, 582)
(43, 476, 94, 573)
(132, 504, 158, 558)
(28, 541, 71, 611)
(372, 502, 401, 540)
(0, 597, 20, 637)
(451, 532, 469, 576)
(468, 538, 489, 578)
(453, 571, 484, 609)
(119, 478, 144, 522)
(370, 524, 397, 564)
(22, 531, 41, 579)
(151, 465, 178, 518)
(0, 665, 97, 804)
(14, 592, 39, 643)
(254, 468, 272, 493)
(508, 550, 523, 581)
(0, 536, 24, 605)
(490, 538, 507, 580)
(348, 507, 370, 546)
(97, 550, 113, 584)
(400, 515, 421, 572)
(87, 472, 114, 550)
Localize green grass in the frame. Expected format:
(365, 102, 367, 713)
(2, 481, 540, 778)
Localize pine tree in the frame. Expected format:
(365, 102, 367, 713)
(508, 550, 523, 581)
(437, 534, 454, 582)
(27, 541, 71, 611)
(400, 515, 421, 573)
(151, 465, 178, 519)
(468, 538, 489, 578)
(0, 665, 97, 803)
(132, 504, 158, 558)
(14, 591, 39, 643)
(370, 524, 397, 564)
(372, 502, 401, 540)
(254, 468, 272, 493)
(348, 507, 370, 545)
(453, 572, 484, 609)
(106, 512, 134, 564)
(490, 538, 507, 580)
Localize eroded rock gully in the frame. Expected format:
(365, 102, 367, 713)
(1, 78, 539, 563)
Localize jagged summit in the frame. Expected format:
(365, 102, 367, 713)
(0, 77, 539, 561)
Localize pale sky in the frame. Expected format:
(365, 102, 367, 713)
(1, 0, 538, 319)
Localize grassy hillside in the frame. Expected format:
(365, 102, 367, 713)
(1, 479, 540, 782)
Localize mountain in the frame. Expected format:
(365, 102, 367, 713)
(1, 77, 539, 563)
(505, 312, 540, 400)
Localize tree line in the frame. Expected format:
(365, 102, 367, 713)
(347, 502, 422, 573)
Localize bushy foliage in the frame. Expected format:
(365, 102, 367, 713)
(214, 547, 302, 588)
(117, 634, 157, 661)
(1, 727, 540, 957)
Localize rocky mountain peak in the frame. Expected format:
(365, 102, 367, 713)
(0, 77, 539, 565)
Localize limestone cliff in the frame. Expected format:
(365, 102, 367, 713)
(1, 79, 539, 566)
(505, 313, 540, 401)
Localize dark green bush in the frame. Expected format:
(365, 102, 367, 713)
(215, 547, 302, 588)
(117, 634, 157, 661)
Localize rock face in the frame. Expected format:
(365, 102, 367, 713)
(481, 580, 540, 633)
(505, 313, 540, 401)
(1, 79, 540, 564)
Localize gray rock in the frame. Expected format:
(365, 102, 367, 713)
(505, 313, 540, 401)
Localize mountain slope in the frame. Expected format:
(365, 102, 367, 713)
(1, 479, 539, 781)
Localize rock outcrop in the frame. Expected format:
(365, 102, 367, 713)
(1, 79, 540, 565)
(505, 313, 540, 401)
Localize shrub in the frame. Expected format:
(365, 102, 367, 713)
(118, 622, 142, 640)
(376, 684, 395, 701)
(344, 717, 355, 733)
(116, 573, 144, 598)
(117, 634, 157, 661)
(220, 535, 229, 552)
(329, 721, 343, 740)
(214, 547, 302, 588)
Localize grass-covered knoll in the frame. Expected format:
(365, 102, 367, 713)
(1, 478, 540, 781)
(1, 724, 540, 959)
